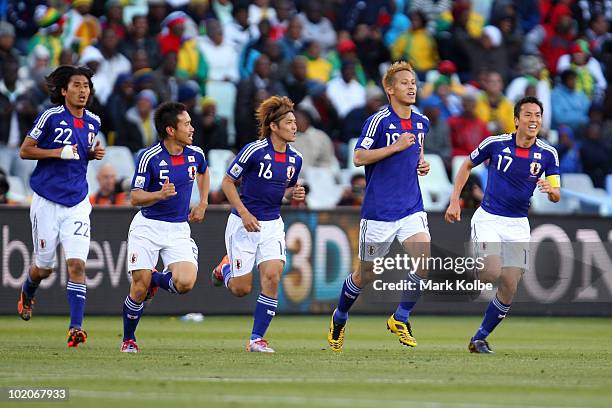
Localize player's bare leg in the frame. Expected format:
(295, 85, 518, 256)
(227, 273, 253, 297)
(18, 265, 52, 321)
(469, 264, 522, 354)
(66, 259, 88, 347)
(387, 232, 431, 347)
(167, 262, 198, 293)
(246, 260, 282, 352)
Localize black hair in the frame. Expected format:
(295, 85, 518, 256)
(514, 96, 543, 118)
(154, 102, 187, 139)
(46, 65, 95, 106)
(560, 69, 577, 85)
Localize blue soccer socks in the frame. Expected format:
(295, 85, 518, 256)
(473, 296, 511, 341)
(66, 281, 86, 329)
(122, 296, 144, 341)
(333, 274, 362, 325)
(251, 294, 278, 341)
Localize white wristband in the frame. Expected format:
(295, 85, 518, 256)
(60, 145, 79, 160)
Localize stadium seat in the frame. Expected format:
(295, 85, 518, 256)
(303, 167, 343, 210)
(606, 174, 612, 196)
(346, 138, 365, 176)
(452, 155, 488, 191)
(0, 146, 13, 174)
(562, 173, 595, 192)
(6, 175, 27, 202)
(421, 154, 452, 211)
(531, 186, 576, 214)
(98, 146, 136, 180)
(206, 80, 237, 141)
(207, 149, 235, 192)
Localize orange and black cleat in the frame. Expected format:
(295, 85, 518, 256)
(17, 290, 34, 321)
(67, 327, 88, 348)
(211, 255, 229, 287)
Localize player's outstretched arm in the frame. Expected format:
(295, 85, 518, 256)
(19, 137, 70, 160)
(131, 177, 177, 207)
(445, 158, 475, 223)
(221, 175, 260, 232)
(189, 168, 210, 223)
(353, 132, 416, 166)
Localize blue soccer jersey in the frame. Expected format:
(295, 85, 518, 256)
(226, 138, 302, 221)
(470, 134, 560, 217)
(131, 142, 207, 223)
(27, 105, 101, 207)
(355, 105, 430, 221)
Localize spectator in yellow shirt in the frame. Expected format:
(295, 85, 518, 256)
(474, 70, 514, 134)
(303, 40, 332, 83)
(391, 10, 438, 78)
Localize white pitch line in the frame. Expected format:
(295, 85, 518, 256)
(69, 389, 585, 408)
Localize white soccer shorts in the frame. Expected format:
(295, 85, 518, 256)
(127, 211, 199, 272)
(224, 213, 286, 278)
(470, 206, 531, 269)
(30, 193, 92, 268)
(358, 211, 430, 261)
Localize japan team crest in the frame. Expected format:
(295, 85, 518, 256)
(130, 252, 138, 264)
(188, 165, 197, 180)
(235, 259, 242, 270)
(88, 132, 95, 145)
(530, 162, 542, 176)
(286, 165, 295, 181)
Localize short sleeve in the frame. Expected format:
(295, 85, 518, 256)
(27, 109, 54, 141)
(131, 149, 153, 190)
(355, 110, 387, 150)
(288, 156, 302, 188)
(470, 136, 496, 167)
(226, 144, 255, 180)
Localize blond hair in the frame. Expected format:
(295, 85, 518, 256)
(256, 95, 294, 139)
(382, 61, 416, 96)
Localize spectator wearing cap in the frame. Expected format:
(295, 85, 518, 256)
(506, 55, 552, 133)
(100, 0, 127, 41)
(280, 15, 304, 63)
(152, 52, 181, 103)
(159, 11, 208, 94)
(448, 91, 488, 158)
(343, 85, 386, 145)
(27, 6, 63, 67)
(422, 60, 465, 99)
(61, 0, 101, 54)
(391, 10, 438, 80)
(94, 27, 132, 105)
(328, 39, 367, 86)
(551, 69, 591, 133)
(420, 97, 451, 169)
(298, 0, 337, 54)
(474, 70, 514, 134)
(106, 73, 135, 136)
(0, 22, 21, 74)
(326, 61, 366, 119)
(198, 19, 239, 83)
(116, 89, 158, 153)
(557, 40, 607, 104)
(119, 14, 161, 69)
(291, 109, 339, 170)
(419, 75, 462, 122)
(303, 40, 332, 83)
(194, 96, 230, 154)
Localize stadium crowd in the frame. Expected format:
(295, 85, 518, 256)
(0, 0, 610, 208)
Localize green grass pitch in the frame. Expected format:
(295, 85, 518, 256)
(1, 315, 611, 408)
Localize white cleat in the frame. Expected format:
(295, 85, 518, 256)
(246, 338, 275, 353)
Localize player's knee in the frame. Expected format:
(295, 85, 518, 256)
(33, 265, 53, 279)
(173, 279, 195, 294)
(232, 283, 252, 297)
(66, 259, 85, 277)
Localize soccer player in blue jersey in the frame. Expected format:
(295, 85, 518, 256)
(445, 96, 560, 353)
(121, 102, 210, 353)
(18, 65, 105, 347)
(327, 61, 432, 352)
(211, 96, 305, 353)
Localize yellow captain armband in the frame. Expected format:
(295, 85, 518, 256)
(546, 175, 560, 188)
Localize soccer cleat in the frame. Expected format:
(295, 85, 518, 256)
(468, 339, 494, 354)
(386, 314, 417, 347)
(67, 327, 88, 348)
(327, 311, 346, 352)
(246, 338, 275, 353)
(120, 339, 139, 353)
(17, 290, 34, 321)
(211, 255, 229, 287)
